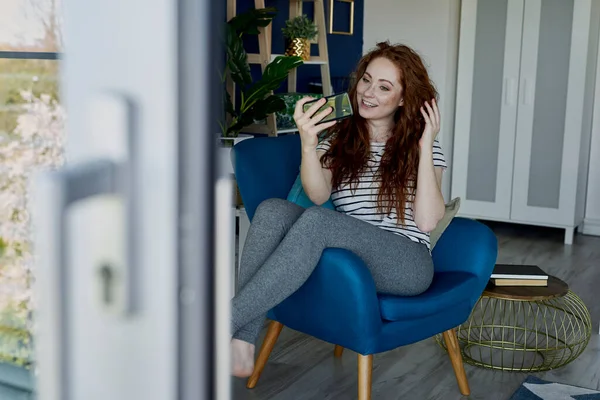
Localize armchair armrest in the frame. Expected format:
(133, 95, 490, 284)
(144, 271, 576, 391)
(270, 248, 383, 352)
(432, 217, 498, 305)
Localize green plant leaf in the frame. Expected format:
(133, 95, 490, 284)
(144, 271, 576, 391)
(226, 24, 252, 86)
(0, 237, 6, 258)
(282, 15, 318, 40)
(226, 114, 255, 136)
(250, 95, 285, 120)
(224, 90, 235, 117)
(226, 95, 285, 135)
(242, 56, 303, 110)
(228, 7, 277, 36)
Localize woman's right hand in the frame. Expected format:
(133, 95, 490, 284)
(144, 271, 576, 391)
(293, 97, 337, 152)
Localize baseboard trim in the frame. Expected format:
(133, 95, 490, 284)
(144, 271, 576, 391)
(582, 218, 600, 236)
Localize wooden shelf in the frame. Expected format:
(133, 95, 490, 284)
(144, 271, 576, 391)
(227, 0, 332, 136)
(270, 54, 328, 65)
(276, 128, 300, 134)
(247, 53, 263, 65)
(242, 122, 299, 135)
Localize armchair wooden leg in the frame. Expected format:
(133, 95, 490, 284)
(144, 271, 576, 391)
(246, 321, 284, 389)
(334, 345, 344, 358)
(442, 328, 470, 396)
(358, 354, 373, 400)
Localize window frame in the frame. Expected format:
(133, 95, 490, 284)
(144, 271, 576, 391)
(0, 51, 60, 60)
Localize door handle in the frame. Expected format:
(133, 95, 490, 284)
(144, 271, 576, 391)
(521, 78, 533, 106)
(34, 93, 139, 317)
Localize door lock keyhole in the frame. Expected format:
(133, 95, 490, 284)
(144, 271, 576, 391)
(99, 264, 115, 305)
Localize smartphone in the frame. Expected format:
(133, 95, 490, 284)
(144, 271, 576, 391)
(303, 92, 353, 123)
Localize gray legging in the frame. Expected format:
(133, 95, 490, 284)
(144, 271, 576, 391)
(231, 198, 434, 345)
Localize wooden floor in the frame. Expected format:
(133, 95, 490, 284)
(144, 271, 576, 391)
(232, 221, 600, 399)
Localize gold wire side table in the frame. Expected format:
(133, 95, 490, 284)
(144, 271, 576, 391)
(436, 276, 592, 372)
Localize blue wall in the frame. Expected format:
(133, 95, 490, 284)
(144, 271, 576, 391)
(231, 0, 364, 94)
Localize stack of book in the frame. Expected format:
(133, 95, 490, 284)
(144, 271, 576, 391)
(490, 264, 549, 287)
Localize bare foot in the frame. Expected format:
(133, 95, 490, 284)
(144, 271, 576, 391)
(231, 338, 255, 378)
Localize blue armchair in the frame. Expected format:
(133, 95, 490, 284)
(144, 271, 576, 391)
(233, 135, 498, 399)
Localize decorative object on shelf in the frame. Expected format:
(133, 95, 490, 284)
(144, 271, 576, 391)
(435, 275, 592, 372)
(218, 134, 253, 176)
(328, 0, 354, 35)
(282, 15, 318, 61)
(221, 7, 303, 138)
(275, 92, 322, 130)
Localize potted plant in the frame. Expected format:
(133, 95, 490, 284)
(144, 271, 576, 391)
(221, 7, 303, 142)
(218, 7, 302, 179)
(282, 15, 318, 61)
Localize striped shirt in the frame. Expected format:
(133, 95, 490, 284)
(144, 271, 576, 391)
(316, 138, 447, 250)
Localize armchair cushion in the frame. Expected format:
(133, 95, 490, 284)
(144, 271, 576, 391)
(373, 297, 475, 354)
(286, 173, 335, 209)
(377, 271, 478, 321)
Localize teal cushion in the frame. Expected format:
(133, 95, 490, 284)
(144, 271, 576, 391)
(287, 173, 335, 209)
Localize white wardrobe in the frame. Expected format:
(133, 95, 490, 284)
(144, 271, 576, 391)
(451, 0, 600, 244)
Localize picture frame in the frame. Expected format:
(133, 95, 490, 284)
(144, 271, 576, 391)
(328, 0, 354, 35)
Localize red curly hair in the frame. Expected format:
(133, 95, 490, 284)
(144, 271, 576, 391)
(321, 42, 438, 224)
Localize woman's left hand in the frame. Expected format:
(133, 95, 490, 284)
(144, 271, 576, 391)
(419, 98, 440, 149)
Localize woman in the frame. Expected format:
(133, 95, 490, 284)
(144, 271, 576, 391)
(231, 41, 447, 377)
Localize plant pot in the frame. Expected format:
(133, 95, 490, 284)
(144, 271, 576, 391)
(218, 134, 253, 207)
(218, 133, 253, 176)
(285, 38, 311, 61)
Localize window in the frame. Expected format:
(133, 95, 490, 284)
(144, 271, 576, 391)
(0, 0, 62, 53)
(0, 0, 63, 372)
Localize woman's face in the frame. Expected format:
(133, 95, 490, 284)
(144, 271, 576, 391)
(356, 57, 404, 121)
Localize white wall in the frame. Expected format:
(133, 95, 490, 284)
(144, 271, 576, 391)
(583, 39, 600, 236)
(363, 0, 461, 200)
